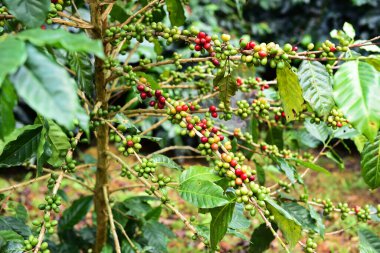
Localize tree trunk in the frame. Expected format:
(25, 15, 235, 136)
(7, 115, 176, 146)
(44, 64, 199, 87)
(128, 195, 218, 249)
(89, 1, 109, 252)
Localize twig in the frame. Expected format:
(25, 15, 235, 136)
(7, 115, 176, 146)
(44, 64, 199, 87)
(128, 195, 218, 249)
(103, 186, 121, 253)
(0, 174, 51, 194)
(114, 220, 140, 253)
(140, 117, 168, 135)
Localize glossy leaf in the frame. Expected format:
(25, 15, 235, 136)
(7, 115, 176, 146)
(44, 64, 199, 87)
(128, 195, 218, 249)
(179, 180, 229, 208)
(136, 72, 159, 90)
(0, 37, 27, 87)
(142, 220, 174, 253)
(282, 202, 325, 236)
(18, 29, 105, 58)
(265, 198, 302, 248)
(361, 133, 380, 188)
(276, 62, 304, 121)
(0, 216, 31, 238)
(333, 61, 380, 141)
(59, 196, 93, 230)
(298, 60, 334, 117)
(68, 52, 94, 98)
(151, 154, 182, 171)
(210, 202, 235, 250)
(11, 45, 86, 130)
(229, 203, 250, 230)
(4, 0, 50, 28)
(358, 229, 380, 253)
(0, 230, 23, 243)
(364, 55, 380, 71)
(214, 68, 238, 109)
(304, 118, 330, 143)
(179, 166, 221, 184)
(289, 158, 330, 175)
(249, 223, 276, 253)
(0, 80, 17, 139)
(0, 125, 42, 167)
(271, 156, 298, 184)
(165, 0, 185, 26)
(114, 113, 140, 134)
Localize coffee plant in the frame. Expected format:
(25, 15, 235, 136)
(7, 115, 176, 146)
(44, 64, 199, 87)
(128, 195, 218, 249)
(0, 0, 379, 252)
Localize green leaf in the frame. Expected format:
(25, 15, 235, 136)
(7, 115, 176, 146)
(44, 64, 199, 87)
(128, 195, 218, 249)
(114, 113, 140, 134)
(343, 22, 356, 40)
(0, 80, 17, 139)
(1, 241, 24, 253)
(353, 134, 368, 153)
(289, 158, 330, 175)
(0, 125, 42, 167)
(210, 202, 235, 250)
(215, 68, 238, 109)
(0, 230, 23, 243)
(308, 205, 325, 237)
(59, 196, 93, 230)
(298, 61, 334, 117)
(325, 150, 345, 170)
(0, 37, 27, 87)
(229, 203, 250, 230)
(276, 62, 304, 121)
(333, 61, 380, 141)
(18, 29, 105, 58)
(179, 180, 229, 208)
(358, 229, 380, 253)
(304, 118, 330, 143)
(0, 216, 31, 238)
(271, 156, 298, 184)
(180, 166, 221, 184)
(68, 52, 94, 99)
(6, 202, 28, 223)
(142, 220, 174, 253)
(150, 154, 182, 171)
(113, 196, 156, 224)
(364, 55, 380, 71)
(355, 41, 380, 53)
(264, 198, 302, 248)
(361, 132, 380, 189)
(256, 164, 266, 185)
(140, 136, 163, 147)
(281, 202, 325, 236)
(249, 223, 276, 253)
(165, 0, 185, 26)
(136, 72, 159, 90)
(11, 45, 87, 130)
(4, 0, 50, 28)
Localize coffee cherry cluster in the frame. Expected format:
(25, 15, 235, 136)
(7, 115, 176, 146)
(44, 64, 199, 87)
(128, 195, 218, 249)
(327, 109, 350, 128)
(63, 154, 77, 173)
(23, 235, 50, 253)
(47, 0, 71, 24)
(0, 6, 9, 32)
(278, 180, 291, 193)
(90, 106, 121, 130)
(218, 102, 233, 120)
(321, 198, 334, 216)
(208, 105, 218, 118)
(134, 158, 157, 179)
(240, 41, 292, 68)
(235, 100, 251, 119)
(122, 65, 138, 86)
(32, 214, 58, 234)
(273, 107, 286, 122)
(355, 205, 371, 222)
(47, 174, 59, 190)
(151, 173, 172, 189)
(167, 101, 191, 124)
(120, 166, 132, 179)
(112, 134, 142, 155)
(38, 195, 62, 213)
(198, 131, 223, 155)
(304, 237, 318, 253)
(251, 98, 270, 119)
(337, 202, 350, 220)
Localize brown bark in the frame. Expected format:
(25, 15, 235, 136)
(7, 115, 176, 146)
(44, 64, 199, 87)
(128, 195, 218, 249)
(89, 1, 109, 252)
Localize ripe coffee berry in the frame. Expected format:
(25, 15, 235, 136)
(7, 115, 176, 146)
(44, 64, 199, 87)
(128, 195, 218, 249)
(230, 159, 238, 167)
(201, 137, 208, 143)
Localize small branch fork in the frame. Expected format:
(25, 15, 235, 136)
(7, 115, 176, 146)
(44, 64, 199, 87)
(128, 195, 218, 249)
(33, 132, 83, 253)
